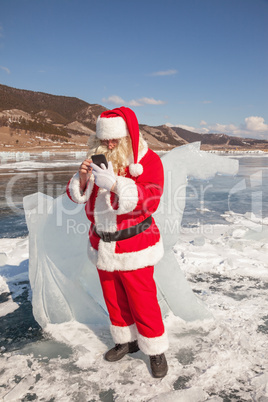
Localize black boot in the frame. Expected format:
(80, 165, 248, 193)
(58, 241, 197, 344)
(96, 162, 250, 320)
(104, 340, 139, 362)
(149, 353, 168, 378)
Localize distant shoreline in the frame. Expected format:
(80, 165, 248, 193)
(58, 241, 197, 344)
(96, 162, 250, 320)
(1, 126, 268, 154)
(0, 147, 267, 157)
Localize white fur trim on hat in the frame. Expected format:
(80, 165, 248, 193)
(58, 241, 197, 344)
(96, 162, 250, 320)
(137, 330, 169, 355)
(129, 163, 143, 177)
(96, 115, 129, 140)
(110, 323, 137, 344)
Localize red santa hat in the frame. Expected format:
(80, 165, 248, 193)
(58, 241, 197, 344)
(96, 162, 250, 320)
(96, 106, 143, 177)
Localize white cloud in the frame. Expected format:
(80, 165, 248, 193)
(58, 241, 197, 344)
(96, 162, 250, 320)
(166, 116, 268, 139)
(244, 116, 268, 132)
(208, 117, 268, 138)
(0, 65, 10, 74)
(208, 123, 240, 135)
(166, 122, 210, 133)
(202, 100, 212, 104)
(102, 95, 125, 105)
(151, 69, 178, 76)
(138, 97, 165, 105)
(128, 99, 143, 107)
(166, 122, 201, 132)
(168, 123, 196, 132)
(102, 95, 166, 107)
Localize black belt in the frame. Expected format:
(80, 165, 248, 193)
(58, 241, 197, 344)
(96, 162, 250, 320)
(93, 216, 152, 242)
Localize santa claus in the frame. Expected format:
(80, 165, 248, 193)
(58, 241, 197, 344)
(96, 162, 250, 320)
(66, 106, 168, 378)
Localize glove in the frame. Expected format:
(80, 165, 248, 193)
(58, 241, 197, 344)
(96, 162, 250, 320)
(90, 161, 116, 191)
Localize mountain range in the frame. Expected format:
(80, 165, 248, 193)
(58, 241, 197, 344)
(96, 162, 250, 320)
(0, 84, 267, 151)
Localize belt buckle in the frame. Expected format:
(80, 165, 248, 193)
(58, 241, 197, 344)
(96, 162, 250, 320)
(103, 231, 112, 242)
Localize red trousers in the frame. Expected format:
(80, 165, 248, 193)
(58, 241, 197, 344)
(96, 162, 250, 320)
(97, 266, 168, 355)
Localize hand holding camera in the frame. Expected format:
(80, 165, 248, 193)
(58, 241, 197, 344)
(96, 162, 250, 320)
(91, 159, 116, 192)
(79, 158, 93, 191)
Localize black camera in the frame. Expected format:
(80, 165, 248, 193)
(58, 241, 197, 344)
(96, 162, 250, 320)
(91, 154, 108, 169)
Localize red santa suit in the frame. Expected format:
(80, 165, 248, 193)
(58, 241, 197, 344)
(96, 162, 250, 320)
(66, 107, 168, 356)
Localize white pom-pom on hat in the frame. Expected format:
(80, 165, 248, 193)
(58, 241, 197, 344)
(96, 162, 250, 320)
(129, 162, 143, 177)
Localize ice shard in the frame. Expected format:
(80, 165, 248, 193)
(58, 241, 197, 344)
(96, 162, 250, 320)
(154, 142, 239, 320)
(23, 192, 108, 328)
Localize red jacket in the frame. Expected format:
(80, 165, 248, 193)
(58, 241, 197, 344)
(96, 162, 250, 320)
(66, 145, 164, 271)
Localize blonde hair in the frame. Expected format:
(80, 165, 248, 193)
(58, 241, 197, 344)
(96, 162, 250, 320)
(87, 134, 145, 175)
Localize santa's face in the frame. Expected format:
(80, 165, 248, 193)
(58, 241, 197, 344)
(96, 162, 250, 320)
(88, 136, 131, 175)
(100, 139, 119, 150)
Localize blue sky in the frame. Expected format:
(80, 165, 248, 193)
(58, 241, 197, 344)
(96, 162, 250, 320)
(0, 0, 267, 139)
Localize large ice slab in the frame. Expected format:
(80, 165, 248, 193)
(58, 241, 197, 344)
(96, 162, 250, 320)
(154, 142, 239, 320)
(23, 192, 108, 328)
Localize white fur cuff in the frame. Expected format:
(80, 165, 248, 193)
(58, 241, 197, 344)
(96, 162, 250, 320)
(137, 330, 169, 356)
(110, 323, 137, 344)
(68, 172, 94, 204)
(113, 176, 139, 215)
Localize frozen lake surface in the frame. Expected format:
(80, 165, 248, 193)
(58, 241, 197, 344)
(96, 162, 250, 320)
(0, 151, 267, 237)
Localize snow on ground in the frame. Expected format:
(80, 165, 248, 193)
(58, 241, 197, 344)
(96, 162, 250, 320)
(0, 214, 268, 401)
